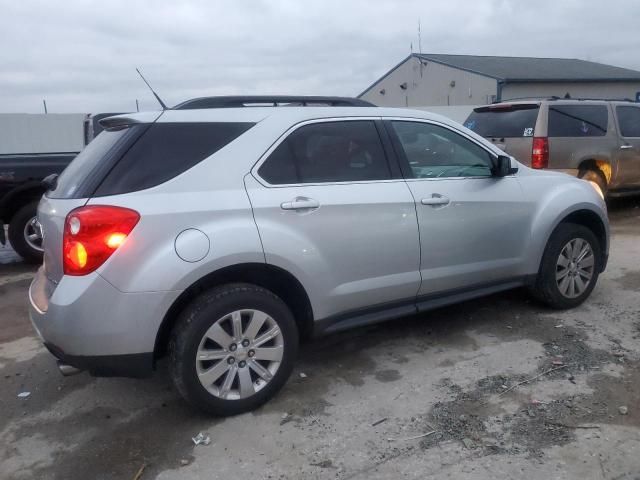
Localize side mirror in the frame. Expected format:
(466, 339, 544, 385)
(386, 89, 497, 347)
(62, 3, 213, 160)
(492, 155, 518, 177)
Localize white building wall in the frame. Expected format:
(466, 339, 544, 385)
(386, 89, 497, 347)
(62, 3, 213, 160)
(0, 114, 87, 154)
(501, 82, 640, 101)
(360, 56, 498, 107)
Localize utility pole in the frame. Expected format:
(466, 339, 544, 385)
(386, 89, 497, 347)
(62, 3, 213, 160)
(418, 19, 422, 54)
(43, 99, 48, 114)
(136, 99, 140, 112)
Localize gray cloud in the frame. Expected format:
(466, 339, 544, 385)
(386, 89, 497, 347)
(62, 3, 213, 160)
(1, 0, 639, 113)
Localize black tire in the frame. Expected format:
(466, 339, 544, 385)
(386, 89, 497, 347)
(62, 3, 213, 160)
(530, 223, 602, 309)
(579, 168, 607, 197)
(169, 283, 299, 416)
(8, 201, 43, 264)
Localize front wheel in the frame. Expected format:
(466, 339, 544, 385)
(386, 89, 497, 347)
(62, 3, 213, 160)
(169, 283, 299, 416)
(530, 223, 602, 309)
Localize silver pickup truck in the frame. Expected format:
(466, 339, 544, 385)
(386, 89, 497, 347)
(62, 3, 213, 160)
(464, 98, 640, 197)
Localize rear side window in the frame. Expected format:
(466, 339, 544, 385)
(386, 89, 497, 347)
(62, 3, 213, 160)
(548, 105, 608, 137)
(49, 126, 145, 199)
(94, 122, 254, 196)
(616, 106, 640, 137)
(464, 105, 539, 138)
(258, 121, 391, 184)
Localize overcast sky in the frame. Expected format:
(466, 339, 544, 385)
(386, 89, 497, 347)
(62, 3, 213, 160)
(2, 0, 639, 113)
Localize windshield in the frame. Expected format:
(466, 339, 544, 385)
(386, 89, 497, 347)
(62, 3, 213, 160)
(464, 105, 540, 138)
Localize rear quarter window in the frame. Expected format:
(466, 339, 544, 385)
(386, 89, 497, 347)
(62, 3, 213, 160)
(464, 105, 539, 138)
(94, 122, 254, 196)
(548, 105, 608, 137)
(616, 106, 640, 137)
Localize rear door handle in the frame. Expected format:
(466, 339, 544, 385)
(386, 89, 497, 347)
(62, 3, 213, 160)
(421, 195, 450, 206)
(280, 197, 320, 210)
(620, 144, 634, 150)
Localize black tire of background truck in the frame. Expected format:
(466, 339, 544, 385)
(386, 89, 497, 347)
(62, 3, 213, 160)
(579, 168, 608, 197)
(529, 223, 602, 310)
(169, 283, 299, 416)
(8, 201, 43, 264)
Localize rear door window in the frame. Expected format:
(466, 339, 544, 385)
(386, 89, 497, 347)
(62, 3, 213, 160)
(258, 121, 391, 184)
(464, 105, 539, 138)
(548, 105, 608, 137)
(94, 122, 254, 196)
(616, 106, 640, 137)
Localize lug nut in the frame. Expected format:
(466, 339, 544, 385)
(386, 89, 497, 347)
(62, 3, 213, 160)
(242, 339, 250, 347)
(239, 361, 246, 368)
(227, 357, 235, 365)
(229, 343, 237, 352)
(248, 350, 255, 358)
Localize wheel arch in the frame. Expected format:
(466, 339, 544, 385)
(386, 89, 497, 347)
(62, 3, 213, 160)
(577, 158, 611, 184)
(0, 182, 45, 222)
(154, 262, 314, 361)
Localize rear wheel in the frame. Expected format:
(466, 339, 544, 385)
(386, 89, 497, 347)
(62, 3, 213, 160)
(579, 168, 607, 197)
(8, 201, 43, 264)
(169, 283, 298, 415)
(530, 223, 601, 309)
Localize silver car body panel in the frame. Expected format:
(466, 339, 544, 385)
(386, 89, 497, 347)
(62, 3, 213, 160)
(29, 106, 609, 364)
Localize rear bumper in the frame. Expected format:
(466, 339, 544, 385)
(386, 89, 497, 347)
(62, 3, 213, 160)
(28, 267, 180, 378)
(43, 342, 153, 378)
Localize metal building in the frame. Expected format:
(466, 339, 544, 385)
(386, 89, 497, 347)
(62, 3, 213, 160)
(359, 54, 640, 107)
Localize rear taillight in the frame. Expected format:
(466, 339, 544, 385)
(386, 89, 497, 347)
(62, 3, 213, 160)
(531, 137, 549, 169)
(63, 205, 140, 276)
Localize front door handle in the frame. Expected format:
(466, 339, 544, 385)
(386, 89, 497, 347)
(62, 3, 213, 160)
(281, 197, 320, 210)
(421, 194, 450, 206)
(620, 144, 634, 150)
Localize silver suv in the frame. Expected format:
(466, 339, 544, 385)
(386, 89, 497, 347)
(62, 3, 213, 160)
(29, 96, 609, 415)
(464, 98, 640, 196)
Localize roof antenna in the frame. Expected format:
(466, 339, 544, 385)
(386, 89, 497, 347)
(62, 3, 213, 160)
(136, 68, 167, 110)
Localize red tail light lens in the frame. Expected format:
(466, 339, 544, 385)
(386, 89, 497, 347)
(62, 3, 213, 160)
(531, 137, 549, 169)
(63, 206, 140, 276)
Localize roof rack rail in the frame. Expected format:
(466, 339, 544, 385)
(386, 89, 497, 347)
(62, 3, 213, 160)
(493, 96, 638, 104)
(173, 96, 375, 110)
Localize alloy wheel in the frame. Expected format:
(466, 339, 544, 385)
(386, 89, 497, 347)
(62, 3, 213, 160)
(555, 238, 595, 298)
(195, 309, 284, 400)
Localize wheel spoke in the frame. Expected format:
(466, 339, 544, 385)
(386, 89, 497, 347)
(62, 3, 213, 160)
(205, 322, 233, 348)
(253, 326, 281, 348)
(559, 275, 571, 295)
(237, 367, 255, 399)
(252, 345, 283, 362)
(219, 364, 238, 398)
(556, 268, 570, 281)
(249, 359, 273, 380)
(574, 274, 586, 294)
(244, 311, 269, 341)
(557, 254, 570, 268)
(580, 254, 595, 269)
(578, 267, 593, 279)
(576, 243, 590, 263)
(197, 349, 228, 361)
(568, 277, 576, 297)
(565, 242, 574, 260)
(198, 360, 231, 386)
(231, 311, 243, 340)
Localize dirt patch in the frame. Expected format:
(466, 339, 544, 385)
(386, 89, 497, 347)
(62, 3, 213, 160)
(374, 369, 402, 383)
(614, 270, 640, 291)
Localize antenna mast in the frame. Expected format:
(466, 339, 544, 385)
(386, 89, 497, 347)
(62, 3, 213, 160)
(418, 19, 422, 54)
(136, 68, 168, 110)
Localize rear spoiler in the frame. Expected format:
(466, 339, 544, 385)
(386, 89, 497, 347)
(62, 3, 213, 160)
(474, 103, 540, 113)
(97, 111, 163, 131)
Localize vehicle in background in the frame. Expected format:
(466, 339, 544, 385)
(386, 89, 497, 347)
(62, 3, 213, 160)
(29, 96, 608, 415)
(0, 113, 122, 262)
(464, 98, 640, 197)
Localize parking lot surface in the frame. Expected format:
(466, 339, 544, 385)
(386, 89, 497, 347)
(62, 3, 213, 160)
(1, 199, 639, 480)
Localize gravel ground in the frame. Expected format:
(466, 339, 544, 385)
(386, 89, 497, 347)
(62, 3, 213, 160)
(1, 199, 639, 480)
